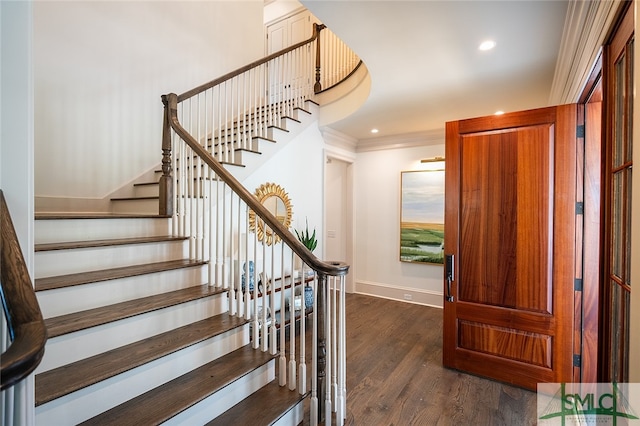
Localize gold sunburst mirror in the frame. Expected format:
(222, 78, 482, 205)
(249, 182, 293, 245)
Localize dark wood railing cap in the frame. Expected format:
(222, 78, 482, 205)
(1, 190, 47, 390)
(162, 94, 348, 277)
(178, 23, 325, 102)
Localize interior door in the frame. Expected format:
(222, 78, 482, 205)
(266, 11, 312, 54)
(443, 105, 578, 390)
(266, 11, 314, 105)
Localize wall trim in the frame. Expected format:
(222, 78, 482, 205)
(355, 129, 445, 153)
(355, 279, 443, 309)
(549, 0, 622, 104)
(321, 127, 358, 153)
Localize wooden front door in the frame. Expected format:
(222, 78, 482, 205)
(443, 105, 579, 390)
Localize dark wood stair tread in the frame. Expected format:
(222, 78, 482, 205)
(206, 380, 307, 426)
(35, 213, 170, 220)
(36, 312, 249, 406)
(45, 284, 225, 338)
(110, 196, 159, 201)
(35, 235, 187, 252)
(35, 259, 207, 292)
(79, 344, 276, 426)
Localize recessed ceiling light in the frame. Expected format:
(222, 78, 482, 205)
(479, 40, 496, 51)
(371, 128, 379, 134)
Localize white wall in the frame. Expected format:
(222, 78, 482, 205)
(33, 1, 264, 202)
(1, 2, 36, 424)
(242, 122, 326, 250)
(264, 0, 304, 24)
(1, 0, 34, 265)
(354, 139, 445, 308)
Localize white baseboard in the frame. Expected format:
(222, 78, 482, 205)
(355, 280, 443, 308)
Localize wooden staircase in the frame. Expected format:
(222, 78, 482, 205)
(109, 101, 317, 215)
(33, 214, 307, 425)
(31, 101, 321, 425)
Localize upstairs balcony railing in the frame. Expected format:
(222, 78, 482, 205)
(161, 23, 357, 425)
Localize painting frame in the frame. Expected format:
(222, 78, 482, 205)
(400, 169, 445, 265)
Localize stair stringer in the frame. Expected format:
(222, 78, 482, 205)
(226, 101, 319, 183)
(106, 100, 319, 215)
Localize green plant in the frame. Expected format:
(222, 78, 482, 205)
(295, 219, 317, 252)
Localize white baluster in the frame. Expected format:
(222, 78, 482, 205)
(299, 262, 307, 395)
(332, 276, 338, 410)
(324, 273, 332, 425)
(279, 243, 287, 386)
(261, 240, 268, 352)
(243, 208, 250, 320)
(337, 275, 347, 425)
(269, 242, 277, 356)
(252, 231, 259, 348)
(311, 272, 318, 426)
(228, 196, 237, 316)
(288, 251, 297, 391)
(195, 93, 203, 262)
(213, 180, 221, 288)
(221, 184, 227, 289)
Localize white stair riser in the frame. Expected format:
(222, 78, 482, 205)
(164, 360, 275, 425)
(267, 126, 289, 141)
(35, 218, 172, 244)
(291, 107, 313, 122)
(133, 184, 159, 198)
(37, 265, 208, 318)
(111, 198, 159, 215)
(35, 240, 188, 278)
(37, 293, 229, 373)
(35, 325, 250, 426)
(273, 400, 305, 426)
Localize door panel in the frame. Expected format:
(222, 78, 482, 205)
(444, 105, 577, 390)
(266, 11, 314, 105)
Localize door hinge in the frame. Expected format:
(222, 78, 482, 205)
(576, 202, 584, 215)
(573, 354, 582, 367)
(577, 124, 585, 138)
(574, 278, 583, 291)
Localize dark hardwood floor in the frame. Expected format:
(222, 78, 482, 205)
(303, 293, 537, 426)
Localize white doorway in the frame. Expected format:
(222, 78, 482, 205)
(324, 154, 354, 293)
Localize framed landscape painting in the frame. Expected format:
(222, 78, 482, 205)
(400, 170, 445, 264)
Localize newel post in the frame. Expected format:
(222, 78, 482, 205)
(159, 95, 174, 216)
(314, 24, 326, 93)
(316, 271, 327, 423)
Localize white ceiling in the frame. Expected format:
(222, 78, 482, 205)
(301, 0, 570, 142)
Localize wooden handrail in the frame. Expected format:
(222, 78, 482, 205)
(162, 93, 348, 278)
(315, 60, 364, 95)
(178, 23, 326, 103)
(1, 190, 47, 391)
(162, 22, 355, 423)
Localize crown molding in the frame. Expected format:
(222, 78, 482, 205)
(549, 0, 622, 104)
(320, 127, 358, 153)
(355, 129, 445, 153)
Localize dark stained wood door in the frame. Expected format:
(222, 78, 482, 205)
(443, 105, 578, 390)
